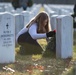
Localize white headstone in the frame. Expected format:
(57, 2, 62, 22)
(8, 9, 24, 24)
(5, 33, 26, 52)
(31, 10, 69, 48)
(15, 7, 23, 13)
(61, 9, 71, 15)
(56, 15, 73, 59)
(4, 5, 14, 12)
(0, 12, 15, 63)
(31, 8, 38, 17)
(0, 7, 5, 12)
(49, 10, 56, 17)
(50, 15, 58, 30)
(56, 8, 62, 15)
(21, 11, 31, 26)
(11, 10, 16, 14)
(14, 14, 24, 38)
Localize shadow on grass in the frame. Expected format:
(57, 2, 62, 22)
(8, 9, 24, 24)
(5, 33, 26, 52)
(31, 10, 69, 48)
(0, 53, 75, 75)
(73, 29, 76, 46)
(0, 31, 76, 75)
(42, 50, 56, 58)
(0, 64, 7, 70)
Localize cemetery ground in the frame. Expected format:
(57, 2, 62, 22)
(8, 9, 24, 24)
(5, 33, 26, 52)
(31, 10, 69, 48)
(0, 31, 76, 75)
(0, 5, 75, 75)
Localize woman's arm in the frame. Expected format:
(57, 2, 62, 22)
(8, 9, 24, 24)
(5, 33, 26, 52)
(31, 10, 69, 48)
(28, 23, 47, 39)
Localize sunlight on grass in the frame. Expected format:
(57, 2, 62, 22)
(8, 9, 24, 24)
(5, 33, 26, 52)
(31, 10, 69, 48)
(37, 39, 47, 50)
(10, 37, 76, 75)
(32, 54, 42, 61)
(15, 46, 20, 54)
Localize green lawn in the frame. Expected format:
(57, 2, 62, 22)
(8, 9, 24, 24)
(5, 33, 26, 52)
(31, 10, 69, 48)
(0, 30, 76, 75)
(0, 38, 76, 75)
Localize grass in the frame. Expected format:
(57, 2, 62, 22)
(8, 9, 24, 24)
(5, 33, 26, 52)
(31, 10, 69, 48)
(0, 38, 76, 75)
(0, 23, 76, 75)
(0, 29, 76, 75)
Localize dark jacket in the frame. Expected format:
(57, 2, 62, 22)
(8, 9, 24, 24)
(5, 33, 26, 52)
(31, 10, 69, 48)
(74, 4, 76, 14)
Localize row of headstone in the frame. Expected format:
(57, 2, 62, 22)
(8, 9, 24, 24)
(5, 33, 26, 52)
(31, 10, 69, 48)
(10, 4, 41, 37)
(0, 3, 41, 63)
(0, 3, 73, 63)
(48, 4, 73, 13)
(0, 3, 42, 38)
(43, 4, 73, 59)
(49, 5, 73, 58)
(43, 4, 56, 16)
(43, 4, 73, 16)
(43, 4, 74, 30)
(0, 3, 41, 16)
(0, 3, 42, 25)
(0, 2, 14, 12)
(0, 11, 33, 63)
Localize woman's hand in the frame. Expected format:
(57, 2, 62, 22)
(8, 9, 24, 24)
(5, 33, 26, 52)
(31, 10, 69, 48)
(46, 30, 56, 37)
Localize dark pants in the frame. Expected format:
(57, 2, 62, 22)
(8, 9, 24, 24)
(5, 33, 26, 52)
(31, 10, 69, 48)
(17, 31, 43, 55)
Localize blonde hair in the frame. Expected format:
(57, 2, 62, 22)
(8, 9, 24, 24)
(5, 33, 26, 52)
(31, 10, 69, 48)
(26, 11, 51, 33)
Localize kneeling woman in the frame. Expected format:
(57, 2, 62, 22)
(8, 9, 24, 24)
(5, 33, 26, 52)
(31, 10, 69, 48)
(16, 11, 56, 55)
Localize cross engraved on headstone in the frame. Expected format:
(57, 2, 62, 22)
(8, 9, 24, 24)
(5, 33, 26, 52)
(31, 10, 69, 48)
(6, 23, 9, 29)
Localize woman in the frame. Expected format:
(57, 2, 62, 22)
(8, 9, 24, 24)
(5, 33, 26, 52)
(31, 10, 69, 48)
(16, 11, 56, 55)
